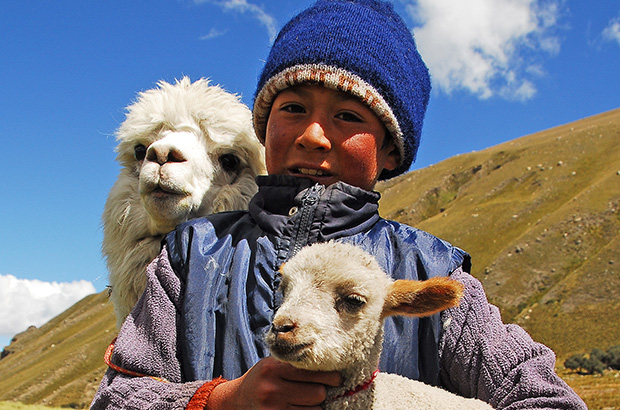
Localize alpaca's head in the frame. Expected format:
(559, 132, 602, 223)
(103, 77, 265, 325)
(267, 242, 463, 372)
(107, 77, 265, 236)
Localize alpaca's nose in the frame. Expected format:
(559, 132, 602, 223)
(146, 142, 187, 165)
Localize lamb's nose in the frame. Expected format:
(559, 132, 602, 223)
(146, 143, 187, 165)
(271, 322, 296, 334)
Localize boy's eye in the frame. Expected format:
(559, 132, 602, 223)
(335, 111, 363, 123)
(280, 103, 306, 114)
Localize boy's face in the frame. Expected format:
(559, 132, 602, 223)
(265, 84, 399, 191)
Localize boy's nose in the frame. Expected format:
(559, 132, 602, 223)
(296, 122, 331, 151)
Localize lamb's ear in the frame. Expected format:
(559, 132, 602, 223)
(382, 277, 464, 319)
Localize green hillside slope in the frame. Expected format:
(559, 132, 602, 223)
(378, 108, 620, 357)
(0, 292, 114, 408)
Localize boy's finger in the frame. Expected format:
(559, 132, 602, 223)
(282, 380, 329, 406)
(278, 363, 341, 387)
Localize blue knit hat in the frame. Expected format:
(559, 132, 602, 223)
(253, 0, 431, 179)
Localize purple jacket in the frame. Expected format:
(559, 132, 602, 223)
(91, 177, 586, 409)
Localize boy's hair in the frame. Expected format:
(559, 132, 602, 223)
(253, 0, 431, 180)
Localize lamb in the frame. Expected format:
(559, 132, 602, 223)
(266, 241, 493, 409)
(103, 77, 265, 325)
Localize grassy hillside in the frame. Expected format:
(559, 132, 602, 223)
(0, 292, 115, 409)
(1, 108, 618, 409)
(0, 402, 70, 410)
(377, 108, 620, 361)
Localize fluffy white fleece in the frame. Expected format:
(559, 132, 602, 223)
(103, 77, 265, 325)
(267, 242, 493, 409)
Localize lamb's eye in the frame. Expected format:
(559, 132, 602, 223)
(134, 144, 147, 161)
(337, 293, 366, 313)
(344, 294, 366, 307)
(219, 153, 241, 172)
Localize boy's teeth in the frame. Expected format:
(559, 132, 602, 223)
(299, 168, 326, 176)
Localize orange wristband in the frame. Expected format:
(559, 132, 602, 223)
(186, 377, 228, 410)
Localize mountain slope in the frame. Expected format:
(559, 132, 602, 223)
(378, 107, 620, 355)
(0, 292, 114, 408)
(0, 107, 619, 408)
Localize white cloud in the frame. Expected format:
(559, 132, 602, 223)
(0, 274, 95, 341)
(602, 14, 620, 46)
(195, 0, 277, 41)
(405, 0, 562, 101)
(200, 27, 228, 40)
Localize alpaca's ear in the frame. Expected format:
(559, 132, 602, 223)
(382, 277, 464, 319)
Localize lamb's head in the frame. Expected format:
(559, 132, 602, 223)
(103, 77, 265, 325)
(267, 242, 464, 373)
(109, 77, 265, 235)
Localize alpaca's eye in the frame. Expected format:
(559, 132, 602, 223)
(134, 144, 147, 161)
(219, 153, 241, 172)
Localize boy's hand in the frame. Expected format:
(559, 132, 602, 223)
(206, 356, 341, 409)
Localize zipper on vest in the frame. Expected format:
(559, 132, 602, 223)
(290, 183, 324, 257)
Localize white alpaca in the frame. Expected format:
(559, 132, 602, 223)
(267, 242, 493, 409)
(103, 77, 265, 326)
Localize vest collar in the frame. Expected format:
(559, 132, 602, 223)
(249, 175, 381, 241)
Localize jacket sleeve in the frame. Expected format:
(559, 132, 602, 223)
(91, 246, 225, 410)
(439, 267, 587, 410)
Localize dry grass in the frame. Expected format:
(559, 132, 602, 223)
(0, 292, 113, 408)
(559, 367, 620, 410)
(0, 402, 84, 410)
(379, 109, 620, 353)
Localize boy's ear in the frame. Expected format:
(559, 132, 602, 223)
(382, 141, 400, 172)
(382, 277, 464, 319)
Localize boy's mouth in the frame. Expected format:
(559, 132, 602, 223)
(295, 167, 330, 177)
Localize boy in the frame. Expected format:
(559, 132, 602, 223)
(91, 1, 586, 408)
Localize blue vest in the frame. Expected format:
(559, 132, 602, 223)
(166, 176, 469, 386)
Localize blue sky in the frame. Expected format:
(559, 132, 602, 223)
(1, 0, 619, 348)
